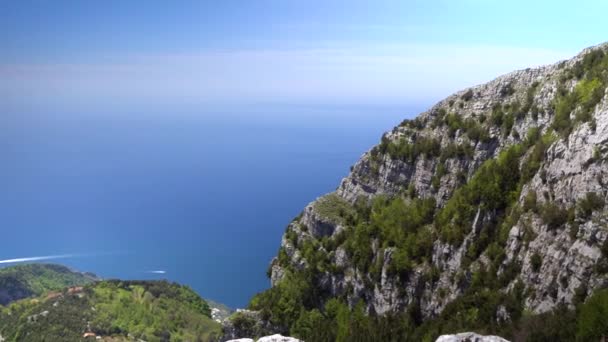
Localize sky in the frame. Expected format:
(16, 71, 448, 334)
(1, 1, 607, 111)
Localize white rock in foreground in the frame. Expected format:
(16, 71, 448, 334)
(435, 332, 510, 342)
(257, 335, 301, 342)
(226, 335, 301, 342)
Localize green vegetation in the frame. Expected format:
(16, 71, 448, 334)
(553, 48, 608, 137)
(0, 263, 97, 305)
(437, 144, 524, 246)
(314, 193, 357, 226)
(400, 117, 425, 130)
(377, 135, 441, 163)
(490, 104, 505, 126)
(530, 252, 542, 272)
(576, 192, 605, 219)
(253, 195, 438, 336)
(520, 130, 556, 183)
(439, 142, 474, 162)
(521, 81, 540, 115)
(500, 83, 515, 97)
(253, 274, 608, 342)
(522, 190, 538, 213)
(461, 89, 474, 101)
(540, 202, 571, 230)
(464, 118, 491, 143)
(577, 288, 608, 340)
(0, 280, 220, 342)
(431, 163, 446, 189)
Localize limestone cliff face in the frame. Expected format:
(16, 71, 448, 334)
(269, 43, 608, 322)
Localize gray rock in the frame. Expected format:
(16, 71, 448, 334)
(257, 335, 302, 342)
(435, 332, 510, 342)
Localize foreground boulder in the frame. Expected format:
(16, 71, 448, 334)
(226, 334, 301, 342)
(436, 332, 509, 342)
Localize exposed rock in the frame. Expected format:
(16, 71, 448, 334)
(435, 332, 510, 342)
(225, 335, 301, 342)
(257, 334, 302, 342)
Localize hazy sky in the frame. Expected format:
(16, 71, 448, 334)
(1, 1, 607, 111)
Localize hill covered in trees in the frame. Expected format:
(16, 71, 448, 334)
(0, 278, 221, 341)
(0, 263, 98, 306)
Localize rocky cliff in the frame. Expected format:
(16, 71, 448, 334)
(251, 43, 608, 340)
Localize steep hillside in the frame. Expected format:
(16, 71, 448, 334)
(0, 280, 221, 342)
(248, 43, 608, 341)
(0, 263, 98, 306)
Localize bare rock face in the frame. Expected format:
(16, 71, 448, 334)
(435, 332, 510, 342)
(268, 42, 608, 326)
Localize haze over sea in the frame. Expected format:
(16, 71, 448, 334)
(0, 104, 423, 307)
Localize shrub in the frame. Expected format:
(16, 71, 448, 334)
(383, 136, 442, 163)
(552, 48, 608, 138)
(439, 143, 474, 162)
(577, 288, 608, 341)
(530, 252, 542, 272)
(540, 203, 569, 230)
(521, 82, 540, 114)
(500, 83, 515, 97)
(502, 112, 515, 137)
(387, 248, 413, 280)
(464, 120, 490, 143)
(552, 95, 574, 137)
(445, 113, 464, 134)
(432, 163, 447, 189)
(407, 183, 416, 198)
(577, 192, 605, 219)
(523, 190, 538, 213)
(313, 193, 356, 226)
(490, 105, 505, 126)
(461, 89, 474, 101)
(437, 144, 524, 246)
(520, 132, 556, 183)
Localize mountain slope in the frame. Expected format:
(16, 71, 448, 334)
(0, 263, 98, 306)
(249, 43, 608, 341)
(0, 279, 221, 342)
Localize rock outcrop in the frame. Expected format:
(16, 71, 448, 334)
(435, 332, 509, 342)
(267, 42, 608, 329)
(226, 335, 301, 342)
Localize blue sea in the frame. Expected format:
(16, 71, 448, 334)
(0, 104, 423, 308)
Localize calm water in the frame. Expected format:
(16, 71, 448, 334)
(0, 104, 422, 307)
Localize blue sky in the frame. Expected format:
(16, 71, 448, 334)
(1, 0, 607, 111)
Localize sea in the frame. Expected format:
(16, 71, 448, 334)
(0, 103, 424, 308)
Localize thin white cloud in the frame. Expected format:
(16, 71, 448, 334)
(143, 270, 166, 274)
(0, 254, 75, 264)
(0, 43, 576, 108)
